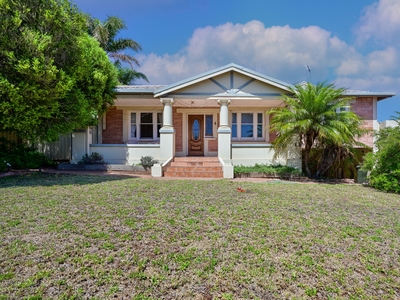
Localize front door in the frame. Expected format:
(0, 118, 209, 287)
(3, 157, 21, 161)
(188, 115, 204, 156)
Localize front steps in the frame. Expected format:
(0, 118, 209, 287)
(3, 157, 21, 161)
(164, 157, 223, 178)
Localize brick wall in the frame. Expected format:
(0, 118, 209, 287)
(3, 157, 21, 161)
(173, 108, 183, 152)
(351, 97, 374, 147)
(269, 132, 277, 143)
(102, 107, 123, 144)
(208, 139, 218, 151)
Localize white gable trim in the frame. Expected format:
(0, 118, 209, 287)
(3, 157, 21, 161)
(154, 63, 292, 98)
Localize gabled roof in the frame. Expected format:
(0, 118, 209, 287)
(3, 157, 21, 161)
(153, 63, 293, 98)
(114, 63, 395, 101)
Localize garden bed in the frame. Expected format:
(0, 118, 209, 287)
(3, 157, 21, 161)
(57, 163, 150, 174)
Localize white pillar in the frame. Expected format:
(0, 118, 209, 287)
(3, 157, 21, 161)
(218, 99, 230, 127)
(160, 98, 174, 127)
(159, 98, 175, 161)
(217, 99, 231, 160)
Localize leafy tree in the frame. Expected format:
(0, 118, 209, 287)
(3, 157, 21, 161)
(0, 0, 118, 141)
(362, 114, 400, 193)
(87, 15, 148, 84)
(269, 82, 367, 178)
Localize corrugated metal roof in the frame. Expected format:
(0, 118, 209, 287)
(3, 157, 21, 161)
(115, 85, 166, 94)
(113, 64, 396, 101)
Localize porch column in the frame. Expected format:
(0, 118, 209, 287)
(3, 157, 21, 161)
(217, 99, 231, 159)
(159, 98, 175, 160)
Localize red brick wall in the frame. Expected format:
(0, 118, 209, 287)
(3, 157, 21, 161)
(173, 107, 183, 152)
(351, 97, 374, 147)
(102, 107, 123, 144)
(269, 132, 277, 143)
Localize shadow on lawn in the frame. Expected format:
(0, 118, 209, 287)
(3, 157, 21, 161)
(0, 171, 139, 188)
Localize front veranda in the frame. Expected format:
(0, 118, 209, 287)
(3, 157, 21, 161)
(71, 98, 301, 179)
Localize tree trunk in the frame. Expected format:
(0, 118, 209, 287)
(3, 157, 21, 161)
(304, 148, 312, 178)
(315, 147, 338, 178)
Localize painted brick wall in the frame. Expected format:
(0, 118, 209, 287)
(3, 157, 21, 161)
(173, 107, 183, 152)
(102, 107, 123, 144)
(351, 97, 374, 147)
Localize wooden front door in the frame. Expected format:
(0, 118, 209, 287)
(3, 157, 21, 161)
(188, 115, 204, 156)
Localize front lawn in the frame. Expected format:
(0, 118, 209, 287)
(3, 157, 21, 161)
(0, 174, 399, 299)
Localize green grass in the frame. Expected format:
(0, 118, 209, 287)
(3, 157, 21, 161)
(1, 173, 400, 299)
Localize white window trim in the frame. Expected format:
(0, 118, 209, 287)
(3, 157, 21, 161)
(129, 111, 162, 142)
(230, 111, 265, 141)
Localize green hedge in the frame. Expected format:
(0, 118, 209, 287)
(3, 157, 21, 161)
(234, 164, 302, 178)
(0, 138, 54, 171)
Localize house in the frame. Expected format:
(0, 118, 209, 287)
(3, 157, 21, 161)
(70, 63, 395, 178)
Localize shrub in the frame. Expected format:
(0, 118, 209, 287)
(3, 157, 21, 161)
(234, 163, 302, 179)
(0, 138, 54, 170)
(140, 156, 158, 171)
(368, 171, 400, 194)
(78, 152, 104, 164)
(362, 115, 400, 193)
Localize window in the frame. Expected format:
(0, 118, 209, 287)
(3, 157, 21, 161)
(130, 112, 162, 140)
(337, 106, 351, 113)
(231, 112, 264, 140)
(205, 115, 213, 137)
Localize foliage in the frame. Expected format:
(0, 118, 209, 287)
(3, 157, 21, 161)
(368, 172, 400, 193)
(77, 152, 104, 164)
(363, 115, 400, 193)
(0, 160, 11, 172)
(306, 148, 369, 179)
(234, 163, 302, 178)
(269, 82, 367, 178)
(117, 67, 148, 85)
(0, 0, 118, 142)
(87, 15, 148, 84)
(139, 156, 158, 170)
(0, 137, 54, 170)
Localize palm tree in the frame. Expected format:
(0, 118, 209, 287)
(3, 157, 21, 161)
(87, 16, 148, 84)
(269, 82, 367, 178)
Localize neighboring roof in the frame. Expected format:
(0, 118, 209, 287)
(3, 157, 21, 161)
(344, 90, 396, 101)
(154, 63, 293, 97)
(115, 85, 166, 94)
(114, 63, 396, 101)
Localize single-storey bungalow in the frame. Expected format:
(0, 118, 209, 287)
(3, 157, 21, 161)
(70, 63, 395, 178)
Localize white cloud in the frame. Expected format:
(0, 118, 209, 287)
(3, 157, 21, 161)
(136, 17, 400, 118)
(138, 21, 357, 85)
(355, 0, 400, 46)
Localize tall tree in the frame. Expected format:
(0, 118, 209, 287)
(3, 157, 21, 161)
(269, 82, 367, 178)
(0, 0, 118, 141)
(87, 16, 148, 84)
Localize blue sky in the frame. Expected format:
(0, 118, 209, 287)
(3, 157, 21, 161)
(73, 0, 400, 121)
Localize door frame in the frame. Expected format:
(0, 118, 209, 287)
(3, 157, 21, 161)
(176, 109, 219, 157)
(188, 115, 204, 156)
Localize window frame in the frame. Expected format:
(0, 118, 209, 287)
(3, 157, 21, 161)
(230, 111, 265, 141)
(129, 111, 163, 141)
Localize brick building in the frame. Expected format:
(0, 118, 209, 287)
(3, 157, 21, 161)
(71, 64, 395, 178)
